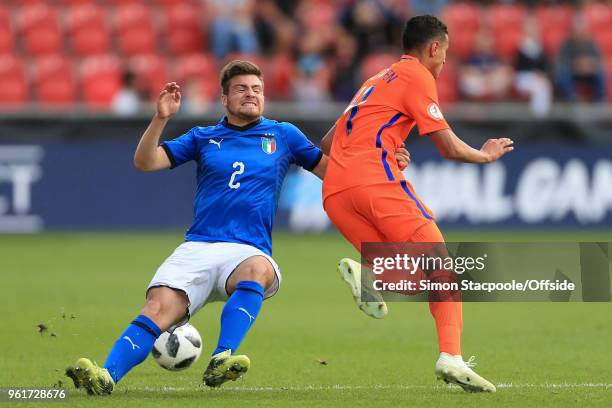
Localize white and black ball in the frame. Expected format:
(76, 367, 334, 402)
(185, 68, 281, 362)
(151, 323, 202, 371)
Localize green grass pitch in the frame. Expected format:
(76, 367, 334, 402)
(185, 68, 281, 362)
(0, 231, 611, 407)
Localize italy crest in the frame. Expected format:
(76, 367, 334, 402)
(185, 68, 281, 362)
(261, 136, 276, 154)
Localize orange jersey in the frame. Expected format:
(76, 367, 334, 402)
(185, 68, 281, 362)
(323, 55, 449, 199)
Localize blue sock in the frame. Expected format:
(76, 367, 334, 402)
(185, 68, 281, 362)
(103, 314, 161, 383)
(213, 281, 264, 355)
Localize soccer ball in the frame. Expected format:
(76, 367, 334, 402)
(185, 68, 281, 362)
(151, 323, 202, 371)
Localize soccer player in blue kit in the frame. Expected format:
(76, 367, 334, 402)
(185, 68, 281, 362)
(65, 60, 410, 395)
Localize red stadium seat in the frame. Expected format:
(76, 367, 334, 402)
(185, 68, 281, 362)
(449, 29, 477, 60)
(167, 28, 204, 56)
(488, 3, 527, 31)
(19, 4, 63, 55)
(442, 2, 482, 59)
(32, 55, 77, 106)
(103, 0, 143, 5)
(225, 53, 264, 69)
(584, 2, 612, 35)
(0, 55, 28, 106)
(542, 27, 568, 57)
(166, 4, 201, 31)
(115, 4, 157, 56)
(72, 28, 112, 57)
(488, 4, 526, 61)
(0, 5, 10, 29)
(0, 27, 14, 54)
(23, 28, 63, 56)
(66, 4, 111, 56)
(494, 27, 522, 62)
(115, 4, 154, 33)
(66, 4, 106, 31)
(360, 53, 397, 82)
(262, 54, 295, 100)
(165, 4, 204, 55)
(151, 0, 189, 6)
(535, 5, 573, 33)
(535, 5, 573, 56)
(592, 28, 612, 59)
(10, 0, 47, 5)
(437, 59, 458, 104)
(80, 55, 122, 108)
(19, 4, 60, 35)
(118, 29, 157, 56)
(127, 54, 169, 100)
(58, 0, 96, 5)
(175, 53, 216, 80)
(175, 53, 218, 96)
(442, 2, 482, 34)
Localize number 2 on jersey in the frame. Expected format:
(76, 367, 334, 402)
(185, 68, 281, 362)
(228, 161, 245, 189)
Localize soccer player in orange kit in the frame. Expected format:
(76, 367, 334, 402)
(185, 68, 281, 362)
(321, 15, 514, 393)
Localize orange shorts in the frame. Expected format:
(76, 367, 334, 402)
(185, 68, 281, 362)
(323, 182, 443, 252)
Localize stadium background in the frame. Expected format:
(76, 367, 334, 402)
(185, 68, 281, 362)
(0, 0, 611, 232)
(0, 0, 611, 406)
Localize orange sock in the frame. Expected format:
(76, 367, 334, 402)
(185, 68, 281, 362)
(429, 301, 462, 356)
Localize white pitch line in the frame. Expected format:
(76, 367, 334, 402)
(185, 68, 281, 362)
(134, 383, 612, 392)
(497, 383, 612, 389)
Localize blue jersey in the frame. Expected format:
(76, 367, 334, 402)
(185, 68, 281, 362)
(162, 116, 322, 255)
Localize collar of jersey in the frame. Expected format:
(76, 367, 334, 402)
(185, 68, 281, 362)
(400, 54, 414, 61)
(220, 116, 263, 132)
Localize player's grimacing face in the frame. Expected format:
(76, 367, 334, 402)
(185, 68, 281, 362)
(222, 75, 265, 121)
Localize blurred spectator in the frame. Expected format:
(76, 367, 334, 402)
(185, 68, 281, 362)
(112, 71, 143, 116)
(207, 0, 260, 60)
(514, 17, 553, 117)
(272, 0, 299, 17)
(409, 0, 449, 16)
(459, 29, 513, 100)
(3, 0, 612, 109)
(340, 0, 403, 61)
(555, 15, 606, 102)
(180, 78, 212, 115)
(255, 0, 297, 56)
(330, 29, 360, 101)
(292, 31, 331, 109)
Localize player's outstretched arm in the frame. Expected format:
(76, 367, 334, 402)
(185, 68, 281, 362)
(429, 128, 513, 164)
(311, 147, 410, 180)
(318, 122, 411, 174)
(311, 155, 329, 179)
(133, 82, 181, 172)
(320, 125, 336, 155)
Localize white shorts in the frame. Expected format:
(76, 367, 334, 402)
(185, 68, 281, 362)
(147, 241, 281, 317)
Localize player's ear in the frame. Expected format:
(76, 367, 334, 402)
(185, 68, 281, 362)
(221, 94, 227, 107)
(430, 41, 439, 58)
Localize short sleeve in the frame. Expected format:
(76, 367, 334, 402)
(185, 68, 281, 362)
(161, 127, 199, 169)
(400, 70, 450, 136)
(282, 123, 323, 171)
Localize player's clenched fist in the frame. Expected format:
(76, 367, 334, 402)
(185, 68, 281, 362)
(157, 82, 181, 120)
(395, 147, 411, 170)
(480, 138, 514, 162)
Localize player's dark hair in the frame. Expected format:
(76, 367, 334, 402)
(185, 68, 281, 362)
(402, 15, 448, 52)
(220, 60, 263, 95)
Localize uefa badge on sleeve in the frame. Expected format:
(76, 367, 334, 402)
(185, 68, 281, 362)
(261, 136, 276, 154)
(427, 103, 444, 121)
